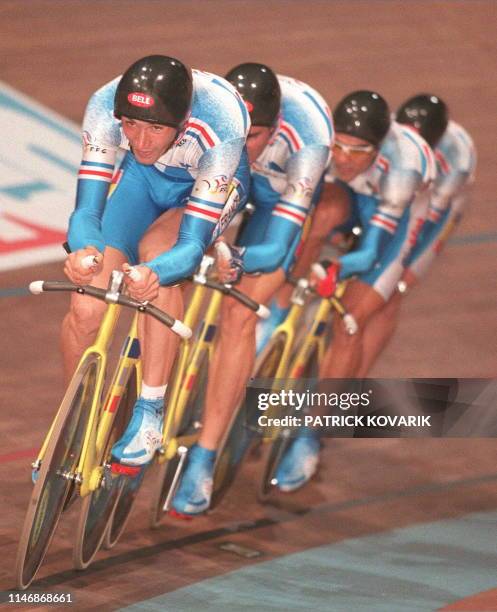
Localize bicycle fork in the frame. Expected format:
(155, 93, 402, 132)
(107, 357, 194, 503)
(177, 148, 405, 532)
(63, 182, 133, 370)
(31, 301, 122, 485)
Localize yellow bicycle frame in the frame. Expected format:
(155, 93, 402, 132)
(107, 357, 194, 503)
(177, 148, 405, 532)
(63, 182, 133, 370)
(286, 281, 347, 377)
(159, 285, 223, 463)
(32, 303, 144, 498)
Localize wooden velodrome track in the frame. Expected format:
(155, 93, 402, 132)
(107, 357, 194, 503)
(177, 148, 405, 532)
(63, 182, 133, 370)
(1, 1, 496, 610)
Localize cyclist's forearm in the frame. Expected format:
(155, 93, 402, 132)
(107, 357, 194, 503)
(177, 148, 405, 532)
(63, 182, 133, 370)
(146, 239, 204, 285)
(67, 209, 105, 253)
(291, 233, 325, 278)
(67, 164, 114, 252)
(407, 219, 440, 263)
(338, 225, 389, 278)
(242, 209, 302, 273)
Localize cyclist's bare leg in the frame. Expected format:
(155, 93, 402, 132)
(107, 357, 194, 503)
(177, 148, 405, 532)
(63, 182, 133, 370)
(60, 246, 127, 384)
(276, 182, 351, 308)
(356, 269, 418, 376)
(137, 208, 184, 387)
(319, 279, 386, 378)
(199, 268, 285, 450)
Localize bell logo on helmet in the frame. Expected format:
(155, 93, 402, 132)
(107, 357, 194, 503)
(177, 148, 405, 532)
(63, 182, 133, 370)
(244, 100, 254, 113)
(127, 92, 155, 108)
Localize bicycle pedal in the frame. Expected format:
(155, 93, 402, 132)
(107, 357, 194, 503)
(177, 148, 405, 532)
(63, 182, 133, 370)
(110, 462, 142, 478)
(168, 508, 194, 521)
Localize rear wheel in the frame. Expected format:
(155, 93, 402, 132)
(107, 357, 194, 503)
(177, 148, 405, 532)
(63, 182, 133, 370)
(73, 367, 137, 569)
(211, 334, 287, 509)
(258, 345, 319, 501)
(103, 465, 147, 549)
(16, 355, 99, 589)
(149, 350, 207, 528)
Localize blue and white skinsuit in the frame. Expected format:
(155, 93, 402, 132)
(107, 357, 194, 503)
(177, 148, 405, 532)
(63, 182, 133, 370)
(326, 120, 437, 300)
(406, 120, 476, 278)
(237, 74, 333, 275)
(67, 69, 250, 468)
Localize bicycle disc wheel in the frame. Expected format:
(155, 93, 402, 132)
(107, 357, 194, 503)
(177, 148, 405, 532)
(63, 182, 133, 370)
(16, 355, 99, 589)
(258, 345, 319, 501)
(73, 367, 137, 569)
(211, 334, 287, 509)
(149, 350, 208, 528)
(103, 464, 146, 550)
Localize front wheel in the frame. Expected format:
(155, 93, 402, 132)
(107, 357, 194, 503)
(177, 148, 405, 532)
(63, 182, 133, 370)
(16, 355, 99, 589)
(72, 367, 138, 569)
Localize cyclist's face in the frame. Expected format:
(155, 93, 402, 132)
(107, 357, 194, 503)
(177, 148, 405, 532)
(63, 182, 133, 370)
(332, 133, 378, 182)
(121, 117, 177, 165)
(246, 125, 273, 164)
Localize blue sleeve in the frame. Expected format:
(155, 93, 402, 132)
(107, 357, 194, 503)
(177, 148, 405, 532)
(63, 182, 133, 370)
(67, 179, 111, 252)
(242, 214, 301, 274)
(406, 198, 452, 266)
(146, 138, 245, 285)
(405, 218, 439, 266)
(338, 224, 392, 279)
(242, 144, 329, 273)
(67, 78, 121, 252)
(146, 227, 206, 285)
(336, 167, 423, 278)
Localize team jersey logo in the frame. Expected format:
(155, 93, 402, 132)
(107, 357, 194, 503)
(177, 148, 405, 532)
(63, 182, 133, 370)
(127, 92, 155, 108)
(201, 174, 229, 194)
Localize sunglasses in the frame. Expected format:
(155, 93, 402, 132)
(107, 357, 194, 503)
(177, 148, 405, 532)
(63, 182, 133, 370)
(332, 140, 376, 156)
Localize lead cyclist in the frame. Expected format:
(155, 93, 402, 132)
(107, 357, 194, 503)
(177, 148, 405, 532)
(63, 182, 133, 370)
(62, 55, 250, 467)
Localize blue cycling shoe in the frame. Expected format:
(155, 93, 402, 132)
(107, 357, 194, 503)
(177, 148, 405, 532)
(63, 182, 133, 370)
(111, 397, 163, 466)
(274, 434, 320, 492)
(170, 444, 215, 516)
(256, 301, 290, 355)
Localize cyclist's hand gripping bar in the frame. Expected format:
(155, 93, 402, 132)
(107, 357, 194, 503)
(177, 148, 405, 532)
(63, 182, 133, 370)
(288, 274, 358, 336)
(81, 254, 100, 270)
(190, 255, 270, 319)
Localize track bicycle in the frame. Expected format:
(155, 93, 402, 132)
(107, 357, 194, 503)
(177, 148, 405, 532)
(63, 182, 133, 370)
(16, 269, 191, 589)
(148, 256, 270, 527)
(79, 256, 266, 548)
(257, 280, 357, 499)
(211, 277, 358, 507)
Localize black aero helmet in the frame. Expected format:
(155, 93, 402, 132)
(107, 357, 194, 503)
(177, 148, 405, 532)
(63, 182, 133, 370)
(396, 94, 449, 148)
(114, 55, 193, 128)
(225, 62, 281, 127)
(334, 90, 390, 146)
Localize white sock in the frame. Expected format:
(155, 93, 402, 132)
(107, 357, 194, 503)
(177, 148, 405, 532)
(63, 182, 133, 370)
(140, 383, 167, 401)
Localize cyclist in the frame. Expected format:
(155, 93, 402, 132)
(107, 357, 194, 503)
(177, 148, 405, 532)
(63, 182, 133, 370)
(170, 63, 333, 515)
(62, 55, 250, 466)
(273, 91, 437, 492)
(356, 94, 476, 376)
